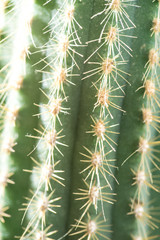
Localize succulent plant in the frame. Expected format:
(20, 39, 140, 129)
(0, 0, 160, 240)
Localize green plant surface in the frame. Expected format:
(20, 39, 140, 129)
(0, 1, 160, 240)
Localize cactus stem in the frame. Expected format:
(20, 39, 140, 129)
(128, 0, 160, 229)
(70, 0, 136, 238)
(21, 0, 83, 237)
(126, 3, 160, 230)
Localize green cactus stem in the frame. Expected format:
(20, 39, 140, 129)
(0, 1, 160, 240)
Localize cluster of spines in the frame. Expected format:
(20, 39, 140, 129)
(20, 0, 82, 239)
(0, 0, 34, 235)
(127, 1, 160, 239)
(71, 1, 136, 239)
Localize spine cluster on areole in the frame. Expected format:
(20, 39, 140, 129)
(128, 1, 160, 239)
(71, 1, 136, 239)
(0, 0, 34, 235)
(20, 0, 82, 239)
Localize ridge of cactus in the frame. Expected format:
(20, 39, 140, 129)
(20, 0, 83, 239)
(112, 1, 160, 239)
(0, 0, 50, 238)
(67, 0, 137, 239)
(0, 0, 34, 238)
(128, 1, 160, 239)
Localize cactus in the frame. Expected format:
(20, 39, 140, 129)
(0, 0, 160, 240)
